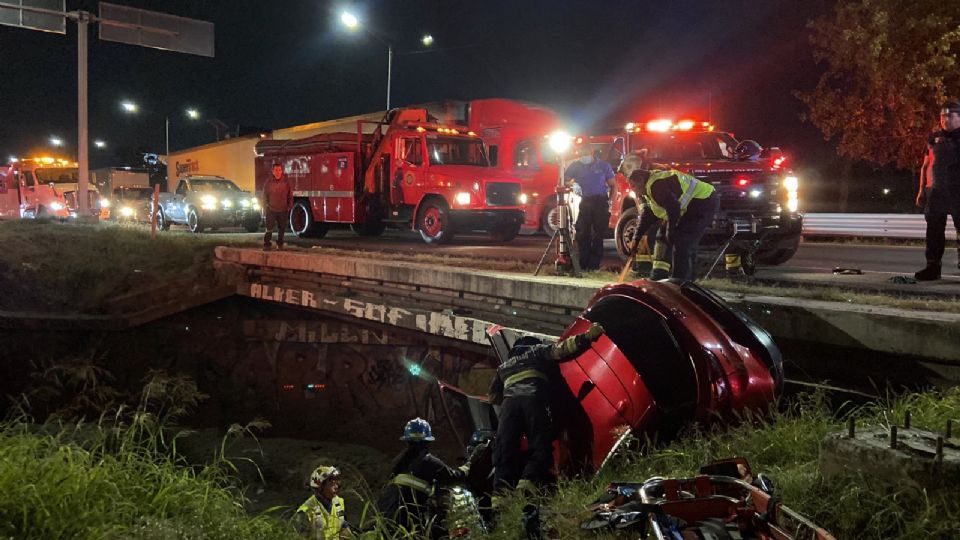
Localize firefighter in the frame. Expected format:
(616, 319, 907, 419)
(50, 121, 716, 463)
(564, 148, 617, 271)
(488, 323, 605, 494)
(377, 417, 482, 538)
(293, 465, 350, 539)
(262, 161, 293, 251)
(915, 102, 960, 281)
(626, 155, 719, 281)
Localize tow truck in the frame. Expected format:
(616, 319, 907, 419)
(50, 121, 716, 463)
(0, 157, 74, 220)
(593, 120, 803, 266)
(256, 108, 527, 244)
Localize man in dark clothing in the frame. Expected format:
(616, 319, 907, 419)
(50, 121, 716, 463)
(625, 154, 718, 281)
(262, 162, 294, 251)
(916, 102, 960, 281)
(564, 150, 617, 270)
(488, 323, 604, 493)
(377, 417, 482, 538)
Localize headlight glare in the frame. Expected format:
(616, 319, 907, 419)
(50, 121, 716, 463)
(200, 195, 217, 209)
(455, 192, 471, 206)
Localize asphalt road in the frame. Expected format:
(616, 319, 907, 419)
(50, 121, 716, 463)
(198, 224, 960, 282)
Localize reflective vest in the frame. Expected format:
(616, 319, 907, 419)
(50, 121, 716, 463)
(297, 495, 346, 540)
(498, 350, 549, 391)
(389, 472, 435, 496)
(644, 170, 714, 220)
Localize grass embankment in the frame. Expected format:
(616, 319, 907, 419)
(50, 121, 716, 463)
(488, 389, 960, 540)
(0, 220, 255, 313)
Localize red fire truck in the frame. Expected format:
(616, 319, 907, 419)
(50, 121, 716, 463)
(593, 120, 803, 266)
(0, 157, 72, 220)
(449, 99, 566, 235)
(255, 108, 526, 244)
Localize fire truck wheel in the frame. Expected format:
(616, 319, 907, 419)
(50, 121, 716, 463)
(417, 199, 454, 244)
(157, 208, 171, 231)
(756, 238, 799, 265)
(540, 197, 559, 236)
(290, 201, 327, 238)
(490, 222, 521, 242)
(187, 208, 205, 233)
(614, 206, 639, 260)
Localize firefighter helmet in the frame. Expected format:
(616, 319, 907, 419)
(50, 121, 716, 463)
(401, 417, 435, 442)
(509, 335, 543, 357)
(310, 466, 341, 489)
(734, 140, 762, 161)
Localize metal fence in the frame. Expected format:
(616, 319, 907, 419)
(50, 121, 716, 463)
(802, 213, 955, 239)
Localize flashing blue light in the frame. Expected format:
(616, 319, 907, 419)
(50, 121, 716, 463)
(407, 363, 422, 377)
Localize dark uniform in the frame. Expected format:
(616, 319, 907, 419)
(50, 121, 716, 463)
(565, 158, 616, 270)
(919, 128, 960, 278)
(489, 324, 603, 490)
(377, 443, 470, 537)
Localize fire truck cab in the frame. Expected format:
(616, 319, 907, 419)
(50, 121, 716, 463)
(451, 99, 566, 235)
(600, 120, 803, 265)
(0, 158, 72, 220)
(256, 108, 526, 244)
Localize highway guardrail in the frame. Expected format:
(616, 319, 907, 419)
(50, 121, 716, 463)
(803, 213, 955, 239)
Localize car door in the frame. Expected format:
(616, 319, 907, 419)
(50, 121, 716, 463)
(169, 180, 188, 220)
(395, 136, 425, 206)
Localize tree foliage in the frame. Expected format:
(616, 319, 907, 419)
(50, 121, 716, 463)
(798, 0, 960, 168)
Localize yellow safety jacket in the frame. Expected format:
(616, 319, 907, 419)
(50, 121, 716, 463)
(296, 494, 346, 540)
(644, 169, 715, 220)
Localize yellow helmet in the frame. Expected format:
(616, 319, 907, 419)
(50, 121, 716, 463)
(309, 466, 341, 489)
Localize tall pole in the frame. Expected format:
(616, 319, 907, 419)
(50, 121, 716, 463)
(77, 12, 89, 215)
(386, 45, 393, 111)
(165, 116, 170, 156)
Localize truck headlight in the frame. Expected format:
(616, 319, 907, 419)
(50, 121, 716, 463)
(200, 195, 217, 210)
(120, 206, 134, 217)
(100, 199, 110, 208)
(251, 198, 260, 209)
(787, 196, 799, 213)
(783, 175, 799, 192)
(519, 193, 528, 205)
(455, 192, 471, 206)
(50, 202, 64, 211)
(222, 199, 233, 208)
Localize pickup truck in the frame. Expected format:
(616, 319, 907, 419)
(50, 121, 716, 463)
(157, 176, 262, 233)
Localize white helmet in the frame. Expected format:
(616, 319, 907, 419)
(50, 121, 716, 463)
(310, 466, 341, 489)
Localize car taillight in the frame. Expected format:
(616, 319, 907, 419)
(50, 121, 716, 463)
(735, 177, 750, 187)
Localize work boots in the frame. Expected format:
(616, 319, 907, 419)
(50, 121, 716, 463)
(914, 262, 941, 281)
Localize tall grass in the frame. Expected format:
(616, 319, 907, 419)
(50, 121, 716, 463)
(0, 371, 296, 539)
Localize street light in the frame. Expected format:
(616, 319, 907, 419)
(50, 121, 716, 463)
(50, 136, 64, 147)
(121, 101, 200, 155)
(545, 130, 578, 275)
(421, 34, 434, 46)
(94, 140, 106, 148)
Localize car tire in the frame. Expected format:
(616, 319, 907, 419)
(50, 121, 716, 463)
(417, 199, 454, 244)
(187, 208, 204, 233)
(756, 238, 800, 265)
(157, 208, 171, 231)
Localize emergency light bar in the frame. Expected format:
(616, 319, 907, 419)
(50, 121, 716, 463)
(625, 119, 716, 133)
(406, 122, 476, 136)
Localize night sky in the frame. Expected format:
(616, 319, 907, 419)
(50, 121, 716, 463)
(1, 0, 836, 169)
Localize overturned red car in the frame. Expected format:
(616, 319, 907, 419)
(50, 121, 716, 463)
(440, 279, 783, 475)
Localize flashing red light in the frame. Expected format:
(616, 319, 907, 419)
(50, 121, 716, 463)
(772, 156, 787, 170)
(282, 384, 295, 391)
(646, 119, 672, 132)
(676, 119, 696, 131)
(735, 177, 750, 187)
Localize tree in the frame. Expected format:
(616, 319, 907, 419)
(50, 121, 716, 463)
(798, 0, 960, 171)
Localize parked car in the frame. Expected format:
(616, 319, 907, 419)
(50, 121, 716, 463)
(102, 185, 155, 222)
(157, 175, 262, 233)
(438, 279, 783, 475)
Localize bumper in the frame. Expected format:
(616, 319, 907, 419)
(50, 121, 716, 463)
(705, 212, 803, 251)
(449, 209, 524, 233)
(197, 208, 262, 226)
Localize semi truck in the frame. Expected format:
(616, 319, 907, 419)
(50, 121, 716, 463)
(0, 157, 99, 220)
(255, 107, 526, 244)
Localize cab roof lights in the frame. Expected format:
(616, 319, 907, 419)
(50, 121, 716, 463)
(406, 122, 473, 136)
(626, 119, 716, 133)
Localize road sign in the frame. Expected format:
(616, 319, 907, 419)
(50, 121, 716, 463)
(99, 2, 214, 58)
(0, 0, 65, 34)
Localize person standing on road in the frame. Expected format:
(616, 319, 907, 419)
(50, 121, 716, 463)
(487, 323, 604, 494)
(564, 149, 617, 271)
(915, 102, 960, 281)
(626, 156, 719, 281)
(263, 162, 293, 251)
(293, 465, 351, 539)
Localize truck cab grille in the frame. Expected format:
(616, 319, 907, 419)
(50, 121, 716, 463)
(485, 182, 520, 206)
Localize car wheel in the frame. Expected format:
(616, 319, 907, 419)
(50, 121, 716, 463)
(417, 199, 454, 244)
(187, 208, 204, 233)
(157, 208, 171, 230)
(756, 238, 800, 265)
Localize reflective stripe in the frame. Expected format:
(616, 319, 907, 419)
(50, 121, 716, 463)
(677, 177, 699, 210)
(504, 368, 547, 388)
(293, 190, 354, 198)
(391, 473, 434, 495)
(652, 260, 671, 270)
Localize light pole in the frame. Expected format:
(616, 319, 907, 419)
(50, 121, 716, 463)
(340, 11, 433, 111)
(548, 130, 579, 276)
(121, 101, 200, 156)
